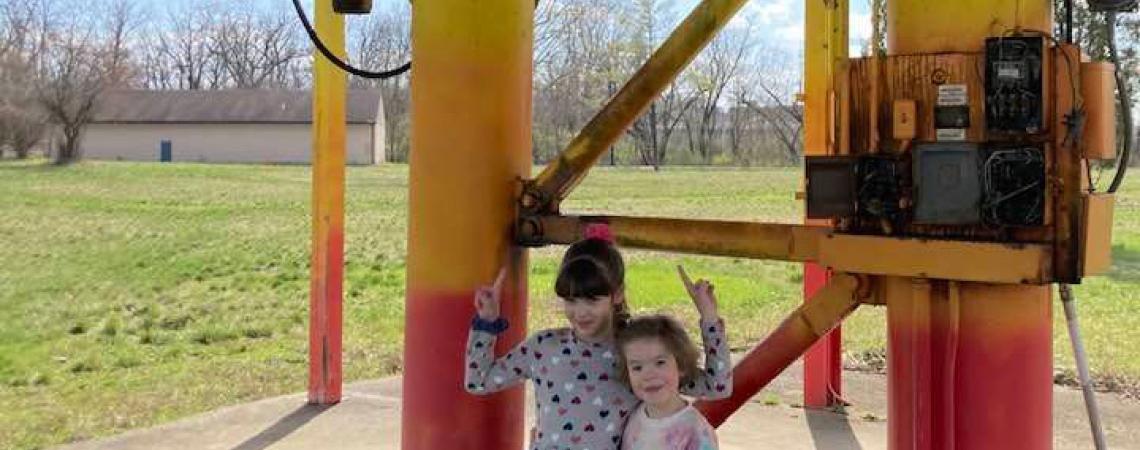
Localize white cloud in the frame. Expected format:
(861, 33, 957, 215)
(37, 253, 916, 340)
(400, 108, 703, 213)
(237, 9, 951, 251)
(692, 0, 874, 52)
(746, 0, 796, 24)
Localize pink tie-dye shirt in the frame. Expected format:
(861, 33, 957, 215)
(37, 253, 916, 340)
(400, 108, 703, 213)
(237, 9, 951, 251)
(621, 403, 718, 450)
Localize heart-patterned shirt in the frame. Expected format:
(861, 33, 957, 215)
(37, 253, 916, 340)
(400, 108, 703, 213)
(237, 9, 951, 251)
(465, 319, 731, 450)
(621, 402, 718, 450)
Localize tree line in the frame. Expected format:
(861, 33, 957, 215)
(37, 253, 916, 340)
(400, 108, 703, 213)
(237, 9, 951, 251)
(0, 0, 1135, 167)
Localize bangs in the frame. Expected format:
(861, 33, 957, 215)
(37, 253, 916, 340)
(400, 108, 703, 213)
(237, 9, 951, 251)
(555, 258, 616, 299)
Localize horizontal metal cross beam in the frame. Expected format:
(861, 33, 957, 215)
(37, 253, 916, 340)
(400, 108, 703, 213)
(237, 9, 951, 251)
(517, 214, 1053, 284)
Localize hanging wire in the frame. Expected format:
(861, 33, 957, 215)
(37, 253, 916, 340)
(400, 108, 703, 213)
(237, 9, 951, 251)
(290, 0, 411, 79)
(1106, 12, 1132, 193)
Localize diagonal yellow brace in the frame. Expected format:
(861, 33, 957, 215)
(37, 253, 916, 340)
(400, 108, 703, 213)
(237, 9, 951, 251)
(694, 273, 864, 426)
(523, 0, 752, 212)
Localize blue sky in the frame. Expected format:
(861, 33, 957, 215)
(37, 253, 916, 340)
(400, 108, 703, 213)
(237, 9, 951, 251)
(714, 0, 874, 54)
(139, 0, 873, 54)
(674, 0, 870, 50)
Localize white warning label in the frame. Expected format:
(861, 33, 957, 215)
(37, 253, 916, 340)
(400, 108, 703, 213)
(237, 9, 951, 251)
(937, 84, 968, 106)
(936, 128, 967, 141)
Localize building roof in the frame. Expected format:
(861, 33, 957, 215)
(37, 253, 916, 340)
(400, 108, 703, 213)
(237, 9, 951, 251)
(92, 89, 382, 125)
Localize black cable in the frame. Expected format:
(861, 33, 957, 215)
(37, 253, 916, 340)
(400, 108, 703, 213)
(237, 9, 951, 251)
(1066, 0, 1074, 43)
(1007, 29, 1087, 159)
(290, 0, 411, 79)
(1107, 12, 1132, 193)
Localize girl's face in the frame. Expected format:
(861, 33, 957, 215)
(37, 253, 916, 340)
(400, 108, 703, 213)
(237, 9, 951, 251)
(622, 337, 682, 409)
(562, 293, 621, 341)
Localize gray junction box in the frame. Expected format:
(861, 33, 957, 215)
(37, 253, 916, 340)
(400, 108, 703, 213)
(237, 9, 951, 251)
(913, 143, 982, 225)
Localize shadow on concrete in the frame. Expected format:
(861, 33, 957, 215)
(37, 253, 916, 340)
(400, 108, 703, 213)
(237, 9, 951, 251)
(230, 403, 333, 450)
(805, 409, 863, 450)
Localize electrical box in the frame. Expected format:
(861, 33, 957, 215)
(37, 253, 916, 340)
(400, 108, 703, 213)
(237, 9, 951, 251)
(893, 100, 917, 140)
(913, 143, 982, 225)
(985, 36, 1044, 133)
(1081, 193, 1116, 276)
(805, 157, 857, 219)
(856, 156, 903, 223)
(834, 38, 1115, 283)
(1081, 62, 1118, 160)
(980, 145, 1046, 226)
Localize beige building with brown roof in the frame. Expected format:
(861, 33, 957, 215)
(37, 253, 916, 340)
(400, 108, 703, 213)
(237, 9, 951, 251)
(81, 89, 384, 165)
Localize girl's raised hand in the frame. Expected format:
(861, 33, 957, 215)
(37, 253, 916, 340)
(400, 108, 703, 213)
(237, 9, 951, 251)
(474, 267, 507, 321)
(678, 265, 718, 321)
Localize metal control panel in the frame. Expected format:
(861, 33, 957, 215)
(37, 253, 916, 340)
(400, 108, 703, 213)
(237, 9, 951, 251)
(985, 36, 1045, 133)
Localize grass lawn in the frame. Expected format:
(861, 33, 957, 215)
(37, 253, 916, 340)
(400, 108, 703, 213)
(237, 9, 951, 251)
(0, 160, 1136, 449)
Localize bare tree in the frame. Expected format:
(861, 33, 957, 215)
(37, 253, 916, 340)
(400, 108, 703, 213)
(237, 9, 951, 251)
(623, 0, 698, 169)
(350, 1, 411, 161)
(100, 0, 140, 87)
(0, 103, 47, 159)
(208, 5, 305, 88)
(1, 0, 48, 159)
(151, 1, 223, 89)
(685, 23, 753, 164)
(734, 45, 803, 164)
(629, 80, 696, 169)
(137, 27, 177, 89)
(37, 22, 107, 164)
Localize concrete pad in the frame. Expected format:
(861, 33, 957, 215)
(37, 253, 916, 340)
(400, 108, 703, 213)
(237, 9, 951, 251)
(54, 362, 1140, 450)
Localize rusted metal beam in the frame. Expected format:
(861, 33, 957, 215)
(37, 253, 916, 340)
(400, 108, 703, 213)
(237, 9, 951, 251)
(518, 215, 825, 262)
(518, 214, 1055, 284)
(817, 234, 1053, 284)
(523, 0, 752, 212)
(694, 273, 865, 426)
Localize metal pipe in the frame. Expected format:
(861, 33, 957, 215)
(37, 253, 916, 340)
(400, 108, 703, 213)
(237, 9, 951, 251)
(1059, 284, 1108, 450)
(402, 0, 534, 448)
(944, 281, 960, 450)
(519, 215, 825, 262)
(694, 273, 863, 426)
(526, 0, 751, 211)
(309, 0, 346, 405)
(802, 0, 848, 409)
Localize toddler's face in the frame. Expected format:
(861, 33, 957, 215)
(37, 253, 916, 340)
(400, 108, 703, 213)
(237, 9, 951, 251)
(562, 295, 616, 340)
(622, 337, 681, 407)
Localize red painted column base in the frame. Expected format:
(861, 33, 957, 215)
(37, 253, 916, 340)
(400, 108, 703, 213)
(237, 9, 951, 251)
(402, 290, 527, 450)
(804, 262, 841, 408)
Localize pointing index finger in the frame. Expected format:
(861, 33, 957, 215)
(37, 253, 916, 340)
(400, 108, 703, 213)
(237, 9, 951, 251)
(677, 265, 694, 289)
(492, 267, 508, 293)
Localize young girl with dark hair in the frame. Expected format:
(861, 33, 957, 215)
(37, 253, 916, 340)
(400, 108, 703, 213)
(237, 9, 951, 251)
(463, 225, 731, 449)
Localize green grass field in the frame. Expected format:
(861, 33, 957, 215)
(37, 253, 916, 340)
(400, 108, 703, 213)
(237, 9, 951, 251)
(0, 160, 1136, 449)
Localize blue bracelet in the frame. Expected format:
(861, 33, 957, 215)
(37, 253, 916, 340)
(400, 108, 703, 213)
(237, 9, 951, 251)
(471, 316, 509, 335)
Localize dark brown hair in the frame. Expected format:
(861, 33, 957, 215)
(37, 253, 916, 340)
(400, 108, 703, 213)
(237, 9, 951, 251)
(615, 314, 701, 389)
(554, 237, 630, 328)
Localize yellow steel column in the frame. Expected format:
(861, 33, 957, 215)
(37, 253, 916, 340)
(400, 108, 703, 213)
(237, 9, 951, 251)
(803, 0, 847, 409)
(888, 0, 1051, 55)
(309, 0, 346, 405)
(886, 2, 1053, 449)
(403, 0, 533, 449)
